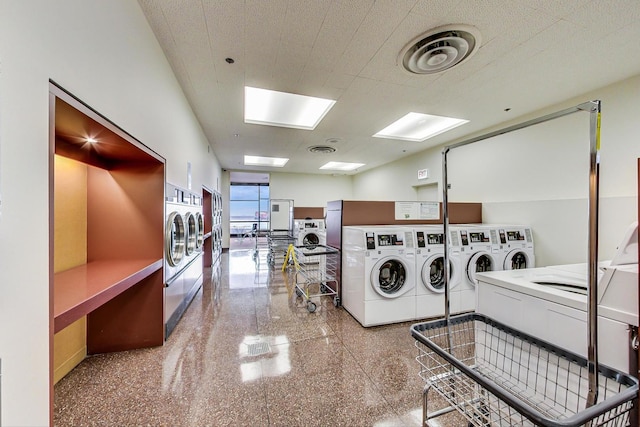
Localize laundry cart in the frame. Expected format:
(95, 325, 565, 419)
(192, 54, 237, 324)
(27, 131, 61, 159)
(412, 313, 638, 426)
(266, 230, 295, 267)
(294, 244, 339, 312)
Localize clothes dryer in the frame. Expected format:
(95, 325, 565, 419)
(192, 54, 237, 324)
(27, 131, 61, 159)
(183, 194, 203, 262)
(165, 201, 187, 284)
(414, 226, 462, 320)
(294, 219, 326, 248)
(341, 226, 416, 327)
(454, 225, 499, 313)
(164, 185, 204, 338)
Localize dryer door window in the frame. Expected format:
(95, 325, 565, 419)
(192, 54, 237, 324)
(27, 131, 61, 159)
(504, 250, 530, 270)
(195, 212, 204, 250)
(372, 259, 407, 297)
(185, 212, 197, 255)
(422, 256, 456, 293)
(467, 252, 494, 286)
(166, 212, 185, 267)
(303, 233, 320, 248)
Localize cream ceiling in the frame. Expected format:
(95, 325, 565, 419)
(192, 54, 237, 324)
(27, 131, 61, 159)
(138, 0, 640, 174)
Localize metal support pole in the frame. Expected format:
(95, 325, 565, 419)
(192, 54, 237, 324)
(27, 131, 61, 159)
(586, 101, 601, 407)
(441, 100, 601, 407)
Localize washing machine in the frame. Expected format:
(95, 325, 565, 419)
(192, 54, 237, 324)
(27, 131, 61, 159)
(414, 225, 463, 320)
(454, 225, 499, 313)
(294, 218, 326, 248)
(341, 226, 416, 327)
(491, 224, 536, 270)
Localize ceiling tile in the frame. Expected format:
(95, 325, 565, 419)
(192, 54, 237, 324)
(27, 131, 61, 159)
(138, 0, 640, 174)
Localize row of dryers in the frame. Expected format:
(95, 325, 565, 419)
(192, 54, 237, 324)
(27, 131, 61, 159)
(164, 184, 205, 338)
(212, 190, 223, 262)
(341, 224, 535, 327)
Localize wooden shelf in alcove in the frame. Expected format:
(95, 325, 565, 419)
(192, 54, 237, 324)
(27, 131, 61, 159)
(54, 259, 162, 334)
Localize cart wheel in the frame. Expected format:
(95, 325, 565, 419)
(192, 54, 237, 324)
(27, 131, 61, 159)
(333, 296, 340, 307)
(307, 301, 316, 313)
(320, 283, 328, 293)
(295, 288, 303, 297)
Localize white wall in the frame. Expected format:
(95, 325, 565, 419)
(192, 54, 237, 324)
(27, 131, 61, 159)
(269, 172, 353, 206)
(0, 1, 221, 425)
(352, 141, 444, 201)
(353, 75, 640, 265)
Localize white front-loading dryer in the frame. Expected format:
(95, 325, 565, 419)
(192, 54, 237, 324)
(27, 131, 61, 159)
(341, 226, 416, 327)
(165, 203, 186, 283)
(414, 226, 462, 320)
(454, 225, 499, 313)
(294, 219, 326, 248)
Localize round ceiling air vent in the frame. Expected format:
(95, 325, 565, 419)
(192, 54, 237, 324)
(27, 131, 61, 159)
(308, 145, 337, 154)
(399, 25, 481, 74)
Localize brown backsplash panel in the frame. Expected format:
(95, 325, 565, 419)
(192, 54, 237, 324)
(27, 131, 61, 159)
(294, 207, 324, 219)
(340, 200, 482, 225)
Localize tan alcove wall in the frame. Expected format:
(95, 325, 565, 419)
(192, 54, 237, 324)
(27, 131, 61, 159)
(53, 155, 88, 383)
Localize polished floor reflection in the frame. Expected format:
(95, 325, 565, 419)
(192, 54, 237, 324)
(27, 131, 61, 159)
(54, 248, 464, 426)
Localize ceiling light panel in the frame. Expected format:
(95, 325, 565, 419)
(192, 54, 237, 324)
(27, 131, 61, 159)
(244, 155, 289, 167)
(244, 86, 336, 130)
(319, 161, 364, 171)
(373, 112, 469, 142)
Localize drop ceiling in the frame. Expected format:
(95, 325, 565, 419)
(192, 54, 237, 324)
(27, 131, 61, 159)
(138, 0, 640, 175)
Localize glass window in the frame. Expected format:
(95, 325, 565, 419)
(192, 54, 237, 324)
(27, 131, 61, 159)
(230, 183, 270, 235)
(230, 185, 259, 200)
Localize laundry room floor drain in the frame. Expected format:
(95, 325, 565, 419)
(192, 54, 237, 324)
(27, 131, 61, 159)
(246, 342, 271, 356)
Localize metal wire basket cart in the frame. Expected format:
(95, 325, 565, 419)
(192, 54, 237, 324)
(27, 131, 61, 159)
(293, 244, 340, 312)
(412, 313, 638, 426)
(266, 230, 295, 267)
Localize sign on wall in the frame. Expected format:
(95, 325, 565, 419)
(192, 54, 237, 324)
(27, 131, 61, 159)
(395, 201, 439, 220)
(417, 168, 429, 180)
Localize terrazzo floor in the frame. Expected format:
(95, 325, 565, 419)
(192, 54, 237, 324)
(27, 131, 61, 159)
(54, 248, 465, 426)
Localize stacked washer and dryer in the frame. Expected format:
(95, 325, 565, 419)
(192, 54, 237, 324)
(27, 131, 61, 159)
(164, 184, 205, 338)
(212, 191, 223, 262)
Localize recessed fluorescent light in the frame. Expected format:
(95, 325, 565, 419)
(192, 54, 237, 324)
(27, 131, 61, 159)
(373, 112, 468, 142)
(319, 161, 365, 171)
(244, 155, 289, 168)
(244, 86, 336, 130)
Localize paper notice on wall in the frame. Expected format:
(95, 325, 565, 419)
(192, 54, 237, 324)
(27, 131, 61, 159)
(395, 201, 440, 220)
